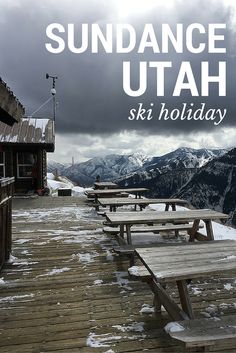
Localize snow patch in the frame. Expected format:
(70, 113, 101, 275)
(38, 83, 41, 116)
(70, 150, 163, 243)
(79, 253, 96, 264)
(215, 255, 236, 262)
(191, 287, 202, 295)
(37, 267, 70, 277)
(0, 294, 34, 302)
(47, 172, 55, 180)
(165, 322, 185, 334)
(7, 255, 18, 263)
(128, 266, 142, 277)
(139, 304, 155, 314)
(14, 239, 33, 244)
(106, 249, 114, 261)
(113, 322, 145, 333)
(200, 311, 212, 318)
(0, 278, 6, 285)
(115, 271, 132, 291)
(86, 332, 122, 348)
(224, 283, 233, 291)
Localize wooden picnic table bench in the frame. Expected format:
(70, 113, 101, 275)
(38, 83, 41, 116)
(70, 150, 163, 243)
(98, 197, 190, 212)
(105, 209, 228, 244)
(166, 315, 236, 352)
(94, 181, 118, 190)
(134, 240, 236, 322)
(107, 223, 203, 254)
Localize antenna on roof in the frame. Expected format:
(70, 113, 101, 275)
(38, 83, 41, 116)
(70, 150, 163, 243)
(29, 73, 58, 119)
(46, 73, 58, 121)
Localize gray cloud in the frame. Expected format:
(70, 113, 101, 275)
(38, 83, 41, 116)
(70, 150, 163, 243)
(0, 0, 235, 137)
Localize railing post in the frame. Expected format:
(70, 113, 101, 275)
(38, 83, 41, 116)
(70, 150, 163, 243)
(0, 177, 14, 269)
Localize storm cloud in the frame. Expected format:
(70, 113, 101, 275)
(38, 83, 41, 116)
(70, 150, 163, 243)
(0, 0, 235, 137)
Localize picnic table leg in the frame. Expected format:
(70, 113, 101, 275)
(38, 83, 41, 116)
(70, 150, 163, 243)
(171, 203, 179, 236)
(188, 219, 200, 242)
(165, 204, 169, 211)
(148, 279, 162, 313)
(204, 220, 214, 241)
(120, 224, 124, 239)
(177, 280, 194, 319)
(110, 206, 112, 212)
(95, 195, 99, 211)
(126, 225, 132, 245)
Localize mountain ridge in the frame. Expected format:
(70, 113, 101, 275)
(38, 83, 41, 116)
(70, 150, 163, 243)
(48, 147, 227, 187)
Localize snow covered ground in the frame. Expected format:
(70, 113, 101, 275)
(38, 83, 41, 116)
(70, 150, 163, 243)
(47, 173, 91, 196)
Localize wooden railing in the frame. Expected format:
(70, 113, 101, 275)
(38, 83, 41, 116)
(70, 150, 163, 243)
(0, 177, 14, 270)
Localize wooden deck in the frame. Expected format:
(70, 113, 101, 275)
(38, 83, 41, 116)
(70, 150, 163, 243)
(0, 196, 235, 352)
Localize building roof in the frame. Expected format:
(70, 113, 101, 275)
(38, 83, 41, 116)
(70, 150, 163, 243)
(0, 118, 55, 152)
(0, 78, 25, 125)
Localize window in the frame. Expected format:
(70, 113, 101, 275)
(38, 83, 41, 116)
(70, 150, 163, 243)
(0, 152, 5, 178)
(17, 153, 35, 179)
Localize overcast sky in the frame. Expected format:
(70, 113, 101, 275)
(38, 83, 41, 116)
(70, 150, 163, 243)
(0, 0, 235, 162)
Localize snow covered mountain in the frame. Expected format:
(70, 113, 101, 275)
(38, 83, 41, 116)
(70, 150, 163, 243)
(117, 148, 227, 197)
(175, 148, 236, 226)
(146, 147, 225, 171)
(48, 153, 150, 186)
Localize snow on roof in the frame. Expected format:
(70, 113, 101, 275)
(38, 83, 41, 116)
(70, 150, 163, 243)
(0, 118, 54, 151)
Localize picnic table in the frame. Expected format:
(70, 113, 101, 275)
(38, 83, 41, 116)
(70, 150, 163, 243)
(135, 240, 236, 320)
(94, 181, 118, 190)
(98, 197, 189, 212)
(86, 188, 149, 210)
(86, 187, 148, 199)
(105, 209, 228, 244)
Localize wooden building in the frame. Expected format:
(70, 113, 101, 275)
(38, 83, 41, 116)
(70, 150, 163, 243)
(0, 118, 55, 194)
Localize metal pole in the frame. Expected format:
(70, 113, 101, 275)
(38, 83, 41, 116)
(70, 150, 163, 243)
(46, 73, 58, 121)
(53, 94, 56, 121)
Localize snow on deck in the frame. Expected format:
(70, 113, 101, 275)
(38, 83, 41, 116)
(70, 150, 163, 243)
(0, 196, 235, 352)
